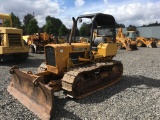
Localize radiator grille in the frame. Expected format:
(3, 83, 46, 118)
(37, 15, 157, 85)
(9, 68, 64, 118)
(8, 34, 22, 46)
(45, 46, 56, 66)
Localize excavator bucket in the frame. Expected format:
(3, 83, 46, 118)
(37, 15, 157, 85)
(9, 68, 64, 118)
(7, 66, 56, 120)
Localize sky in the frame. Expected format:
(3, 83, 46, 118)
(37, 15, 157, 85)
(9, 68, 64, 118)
(0, 0, 160, 28)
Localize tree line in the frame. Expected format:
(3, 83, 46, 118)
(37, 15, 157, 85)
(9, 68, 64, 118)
(5, 12, 159, 36)
(4, 12, 70, 36)
(143, 21, 160, 27)
(3, 12, 127, 36)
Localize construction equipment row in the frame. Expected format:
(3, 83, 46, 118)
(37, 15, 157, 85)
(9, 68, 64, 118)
(116, 28, 157, 51)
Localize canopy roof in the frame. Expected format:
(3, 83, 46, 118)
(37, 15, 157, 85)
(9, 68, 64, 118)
(0, 13, 11, 20)
(77, 13, 115, 27)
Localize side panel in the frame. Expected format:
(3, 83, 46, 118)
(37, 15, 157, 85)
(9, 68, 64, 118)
(45, 46, 56, 66)
(69, 52, 85, 64)
(45, 43, 90, 74)
(97, 43, 117, 57)
(0, 46, 29, 54)
(45, 45, 71, 74)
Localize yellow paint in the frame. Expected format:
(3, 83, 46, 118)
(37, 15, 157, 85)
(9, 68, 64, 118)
(0, 14, 29, 55)
(97, 43, 117, 57)
(45, 42, 117, 74)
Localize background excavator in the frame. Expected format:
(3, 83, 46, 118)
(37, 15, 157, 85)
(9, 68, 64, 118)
(7, 13, 123, 119)
(116, 28, 138, 51)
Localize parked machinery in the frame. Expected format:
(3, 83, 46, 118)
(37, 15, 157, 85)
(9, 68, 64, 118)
(0, 13, 29, 61)
(7, 13, 123, 119)
(125, 31, 157, 48)
(23, 33, 66, 53)
(23, 32, 50, 53)
(158, 39, 160, 44)
(116, 28, 138, 51)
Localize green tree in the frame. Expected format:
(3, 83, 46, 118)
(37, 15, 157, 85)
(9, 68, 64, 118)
(23, 13, 34, 26)
(75, 28, 80, 36)
(23, 13, 34, 34)
(116, 22, 125, 28)
(27, 18, 39, 34)
(79, 22, 91, 36)
(79, 25, 86, 36)
(4, 12, 21, 28)
(58, 24, 69, 36)
(11, 12, 21, 28)
(44, 16, 62, 35)
(127, 25, 136, 31)
(41, 25, 46, 32)
(3, 20, 10, 27)
(143, 21, 160, 27)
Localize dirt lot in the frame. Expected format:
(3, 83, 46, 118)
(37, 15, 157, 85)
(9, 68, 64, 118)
(0, 45, 160, 120)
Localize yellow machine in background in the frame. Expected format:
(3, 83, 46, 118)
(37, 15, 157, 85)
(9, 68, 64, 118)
(126, 30, 157, 48)
(116, 28, 138, 50)
(8, 13, 123, 119)
(0, 13, 29, 61)
(158, 39, 160, 44)
(23, 33, 66, 53)
(23, 32, 50, 53)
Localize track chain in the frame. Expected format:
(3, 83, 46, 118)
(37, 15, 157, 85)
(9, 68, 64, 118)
(61, 60, 123, 99)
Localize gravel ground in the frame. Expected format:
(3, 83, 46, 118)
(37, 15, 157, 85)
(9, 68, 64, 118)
(0, 45, 160, 120)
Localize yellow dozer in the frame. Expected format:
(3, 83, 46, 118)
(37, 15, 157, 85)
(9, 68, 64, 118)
(0, 13, 29, 61)
(125, 31, 157, 48)
(116, 28, 138, 51)
(7, 13, 123, 119)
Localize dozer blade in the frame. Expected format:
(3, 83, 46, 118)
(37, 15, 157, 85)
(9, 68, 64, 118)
(126, 43, 138, 51)
(7, 66, 54, 120)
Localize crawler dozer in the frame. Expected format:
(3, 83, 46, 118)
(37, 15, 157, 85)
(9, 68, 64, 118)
(116, 28, 138, 51)
(0, 13, 29, 61)
(125, 31, 157, 48)
(7, 13, 123, 119)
